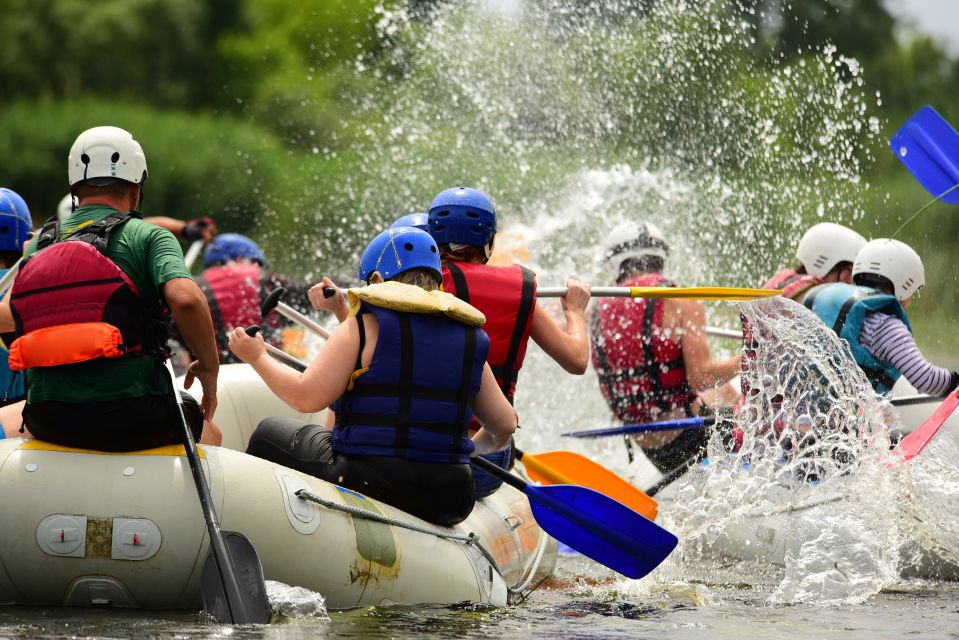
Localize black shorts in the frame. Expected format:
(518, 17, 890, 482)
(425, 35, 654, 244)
(247, 417, 475, 527)
(24, 392, 204, 452)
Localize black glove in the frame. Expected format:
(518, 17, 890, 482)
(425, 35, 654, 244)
(183, 216, 216, 241)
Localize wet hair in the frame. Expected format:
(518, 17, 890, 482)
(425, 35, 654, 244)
(438, 243, 487, 263)
(386, 267, 441, 291)
(853, 272, 894, 295)
(617, 256, 665, 282)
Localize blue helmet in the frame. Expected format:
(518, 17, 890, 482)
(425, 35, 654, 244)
(358, 227, 441, 282)
(0, 188, 33, 252)
(202, 233, 266, 268)
(428, 187, 497, 247)
(390, 212, 429, 231)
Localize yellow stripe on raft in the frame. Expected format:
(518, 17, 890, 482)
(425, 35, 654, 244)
(17, 440, 205, 458)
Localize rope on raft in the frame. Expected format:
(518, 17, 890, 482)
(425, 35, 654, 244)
(295, 487, 485, 545)
(295, 488, 503, 571)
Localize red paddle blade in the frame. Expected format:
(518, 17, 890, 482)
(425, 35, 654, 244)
(895, 389, 959, 462)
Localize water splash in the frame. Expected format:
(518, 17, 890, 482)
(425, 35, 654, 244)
(265, 580, 330, 621)
(270, 0, 880, 283)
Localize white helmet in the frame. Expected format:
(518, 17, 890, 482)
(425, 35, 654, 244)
(57, 193, 76, 221)
(68, 126, 148, 187)
(795, 222, 866, 278)
(602, 220, 669, 267)
(853, 238, 924, 301)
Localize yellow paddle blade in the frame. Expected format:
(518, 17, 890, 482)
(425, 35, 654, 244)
(627, 286, 782, 301)
(521, 450, 658, 521)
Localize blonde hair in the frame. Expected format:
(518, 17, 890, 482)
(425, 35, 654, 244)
(389, 268, 441, 291)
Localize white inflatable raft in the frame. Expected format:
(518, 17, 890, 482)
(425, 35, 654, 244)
(0, 365, 556, 610)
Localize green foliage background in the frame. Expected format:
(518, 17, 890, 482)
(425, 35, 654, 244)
(1, 0, 957, 354)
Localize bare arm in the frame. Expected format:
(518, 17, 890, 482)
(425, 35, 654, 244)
(163, 277, 220, 420)
(528, 278, 591, 374)
(676, 299, 740, 391)
(145, 216, 217, 242)
(229, 314, 363, 414)
(470, 364, 518, 455)
(0, 302, 12, 334)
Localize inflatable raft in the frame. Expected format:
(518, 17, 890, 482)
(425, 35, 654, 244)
(0, 365, 556, 610)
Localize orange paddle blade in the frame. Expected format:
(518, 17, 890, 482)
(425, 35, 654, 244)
(521, 450, 658, 521)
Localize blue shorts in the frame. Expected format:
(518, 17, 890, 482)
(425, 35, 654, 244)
(472, 443, 513, 499)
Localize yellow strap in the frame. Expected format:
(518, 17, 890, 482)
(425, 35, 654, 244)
(348, 281, 487, 327)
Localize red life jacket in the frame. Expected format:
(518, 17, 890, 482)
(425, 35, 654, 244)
(196, 263, 276, 363)
(590, 273, 694, 424)
(441, 261, 536, 402)
(763, 268, 822, 301)
(8, 212, 158, 371)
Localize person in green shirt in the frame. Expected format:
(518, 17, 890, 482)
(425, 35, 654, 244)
(0, 126, 220, 450)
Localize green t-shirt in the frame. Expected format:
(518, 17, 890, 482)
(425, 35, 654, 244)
(24, 206, 193, 403)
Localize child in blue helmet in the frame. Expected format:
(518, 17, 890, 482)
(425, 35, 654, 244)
(230, 227, 517, 526)
(0, 188, 33, 429)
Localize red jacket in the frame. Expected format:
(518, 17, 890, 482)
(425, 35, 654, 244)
(590, 273, 694, 424)
(441, 261, 536, 402)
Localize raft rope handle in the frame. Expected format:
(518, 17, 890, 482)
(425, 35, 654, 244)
(294, 488, 500, 569)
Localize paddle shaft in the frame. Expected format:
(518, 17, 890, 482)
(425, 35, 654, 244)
(706, 326, 743, 340)
(276, 300, 331, 339)
(563, 416, 709, 439)
(536, 286, 779, 300)
(165, 362, 253, 623)
(0, 258, 22, 294)
(245, 325, 309, 371)
(183, 239, 205, 270)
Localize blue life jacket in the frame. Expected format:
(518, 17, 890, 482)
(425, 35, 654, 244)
(0, 267, 24, 402)
(802, 282, 911, 395)
(332, 301, 490, 463)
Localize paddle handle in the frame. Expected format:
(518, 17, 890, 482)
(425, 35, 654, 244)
(537, 286, 780, 300)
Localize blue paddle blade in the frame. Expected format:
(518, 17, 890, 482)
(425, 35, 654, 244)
(524, 483, 678, 579)
(890, 105, 959, 204)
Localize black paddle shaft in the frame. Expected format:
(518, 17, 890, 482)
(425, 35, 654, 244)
(165, 363, 269, 623)
(471, 455, 526, 492)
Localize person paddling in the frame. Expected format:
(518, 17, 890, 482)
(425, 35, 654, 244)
(231, 227, 517, 526)
(183, 233, 312, 364)
(591, 221, 740, 474)
(763, 222, 867, 301)
(803, 238, 958, 396)
(426, 186, 591, 498)
(0, 126, 221, 450)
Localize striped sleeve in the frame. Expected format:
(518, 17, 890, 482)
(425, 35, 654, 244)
(860, 313, 952, 396)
